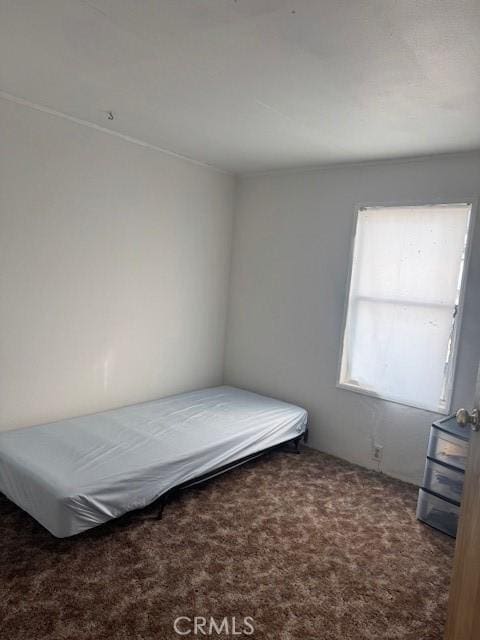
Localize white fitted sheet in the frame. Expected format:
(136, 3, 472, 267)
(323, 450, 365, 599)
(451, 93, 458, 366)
(0, 386, 307, 537)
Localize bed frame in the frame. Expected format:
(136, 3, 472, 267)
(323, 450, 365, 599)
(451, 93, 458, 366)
(149, 428, 309, 520)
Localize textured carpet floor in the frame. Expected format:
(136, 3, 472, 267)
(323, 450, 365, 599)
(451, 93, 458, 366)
(0, 448, 454, 640)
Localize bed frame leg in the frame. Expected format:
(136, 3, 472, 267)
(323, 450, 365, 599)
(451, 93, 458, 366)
(293, 436, 301, 454)
(156, 495, 168, 520)
(284, 435, 302, 454)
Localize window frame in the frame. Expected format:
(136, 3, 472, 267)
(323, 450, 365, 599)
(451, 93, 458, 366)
(336, 198, 477, 415)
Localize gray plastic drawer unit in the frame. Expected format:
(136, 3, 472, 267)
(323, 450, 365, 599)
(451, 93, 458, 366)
(417, 415, 470, 538)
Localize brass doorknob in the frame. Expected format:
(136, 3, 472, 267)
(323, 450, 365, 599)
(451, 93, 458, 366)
(456, 408, 480, 431)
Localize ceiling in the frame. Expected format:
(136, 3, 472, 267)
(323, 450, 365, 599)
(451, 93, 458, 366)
(1, 0, 479, 173)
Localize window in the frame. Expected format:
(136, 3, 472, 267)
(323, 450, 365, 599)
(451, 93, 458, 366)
(338, 203, 472, 413)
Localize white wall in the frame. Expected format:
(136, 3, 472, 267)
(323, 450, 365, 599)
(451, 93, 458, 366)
(225, 153, 480, 485)
(2, 96, 480, 487)
(0, 98, 234, 431)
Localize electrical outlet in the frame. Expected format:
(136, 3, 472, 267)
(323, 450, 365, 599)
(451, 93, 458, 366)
(372, 443, 383, 462)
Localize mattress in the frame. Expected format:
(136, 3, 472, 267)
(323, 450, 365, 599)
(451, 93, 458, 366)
(0, 386, 307, 537)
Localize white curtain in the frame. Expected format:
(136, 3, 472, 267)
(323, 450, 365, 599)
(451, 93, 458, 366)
(340, 204, 471, 412)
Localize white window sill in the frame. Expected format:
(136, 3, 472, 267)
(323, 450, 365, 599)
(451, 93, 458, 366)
(336, 381, 449, 415)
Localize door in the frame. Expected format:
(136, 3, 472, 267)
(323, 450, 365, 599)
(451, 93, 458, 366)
(444, 365, 480, 639)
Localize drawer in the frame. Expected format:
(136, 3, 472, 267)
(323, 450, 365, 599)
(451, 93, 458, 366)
(423, 458, 464, 504)
(417, 488, 460, 538)
(427, 427, 469, 471)
(433, 415, 471, 441)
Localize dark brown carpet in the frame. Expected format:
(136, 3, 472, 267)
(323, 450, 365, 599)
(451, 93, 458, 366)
(0, 447, 454, 640)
